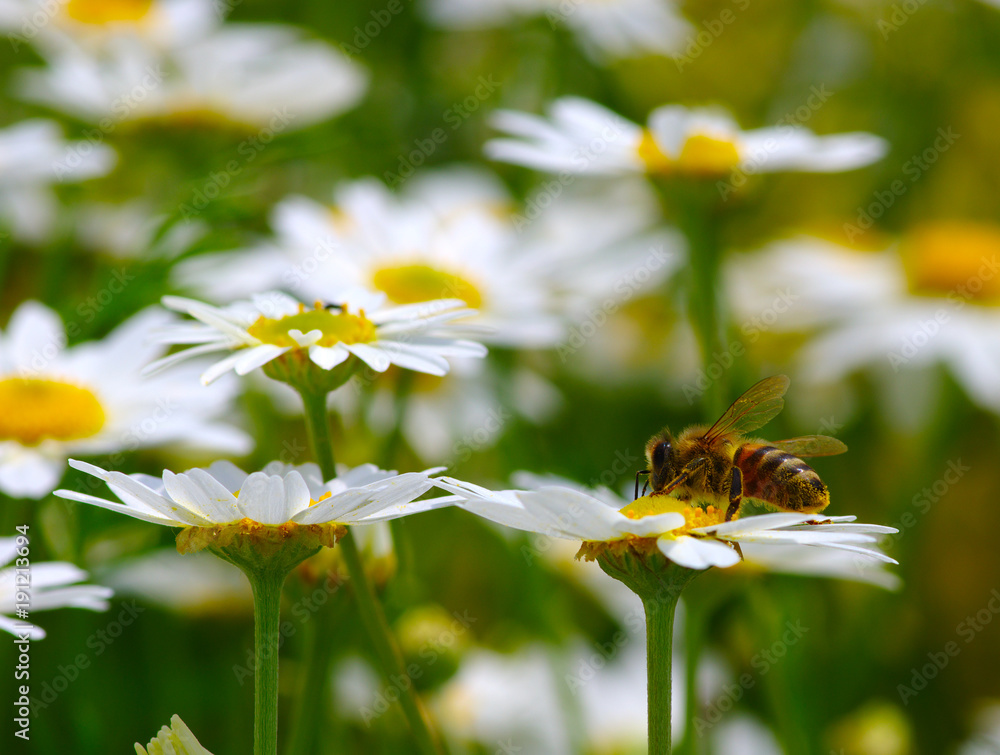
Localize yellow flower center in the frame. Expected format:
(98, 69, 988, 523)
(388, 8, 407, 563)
(676, 134, 742, 175)
(637, 130, 741, 176)
(901, 222, 1000, 304)
(65, 0, 152, 24)
(372, 263, 483, 309)
(247, 304, 377, 348)
(620, 494, 730, 534)
(0, 378, 106, 445)
(637, 129, 674, 174)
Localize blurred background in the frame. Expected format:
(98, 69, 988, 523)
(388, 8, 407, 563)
(1, 0, 1000, 753)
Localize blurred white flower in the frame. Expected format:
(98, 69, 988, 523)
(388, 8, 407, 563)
(422, 0, 691, 63)
(99, 548, 252, 616)
(436, 477, 897, 572)
(727, 225, 1000, 415)
(959, 701, 1000, 755)
(145, 292, 487, 385)
(0, 119, 116, 244)
(16, 23, 367, 131)
(0, 0, 218, 51)
(174, 167, 680, 349)
(73, 200, 205, 259)
(432, 645, 574, 755)
(0, 301, 250, 499)
(57, 460, 449, 528)
(0, 537, 113, 639)
(486, 97, 887, 178)
(135, 714, 215, 755)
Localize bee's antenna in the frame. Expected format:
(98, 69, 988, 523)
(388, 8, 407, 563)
(634, 470, 649, 500)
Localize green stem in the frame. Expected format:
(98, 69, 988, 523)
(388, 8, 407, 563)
(645, 592, 681, 755)
(655, 182, 729, 417)
(298, 387, 444, 755)
(249, 568, 286, 755)
(300, 390, 337, 477)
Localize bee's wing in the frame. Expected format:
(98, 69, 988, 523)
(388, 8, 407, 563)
(769, 435, 848, 457)
(703, 375, 790, 441)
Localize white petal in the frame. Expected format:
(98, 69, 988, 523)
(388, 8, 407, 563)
(234, 344, 289, 374)
(657, 536, 741, 569)
(309, 344, 351, 369)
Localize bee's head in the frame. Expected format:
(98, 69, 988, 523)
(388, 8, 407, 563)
(645, 429, 677, 493)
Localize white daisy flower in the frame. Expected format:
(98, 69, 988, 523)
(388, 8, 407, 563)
(727, 224, 1000, 415)
(0, 301, 250, 499)
(144, 291, 487, 385)
(73, 199, 206, 259)
(0, 0, 218, 52)
(486, 96, 887, 179)
(15, 23, 367, 131)
(136, 714, 215, 755)
(509, 472, 901, 588)
(422, 0, 691, 63)
(0, 536, 113, 640)
(0, 119, 116, 244)
(173, 168, 680, 349)
(435, 477, 897, 571)
(55, 459, 450, 531)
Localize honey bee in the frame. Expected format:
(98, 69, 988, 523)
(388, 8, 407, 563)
(637, 375, 846, 522)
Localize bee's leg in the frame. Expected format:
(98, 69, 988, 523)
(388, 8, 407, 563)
(656, 457, 709, 496)
(725, 466, 743, 522)
(634, 470, 650, 500)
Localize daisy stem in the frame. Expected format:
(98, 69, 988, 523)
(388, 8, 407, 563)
(300, 390, 338, 473)
(645, 591, 681, 755)
(298, 387, 444, 755)
(249, 566, 286, 755)
(656, 182, 728, 417)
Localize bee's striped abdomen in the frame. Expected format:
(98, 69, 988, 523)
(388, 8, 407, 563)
(734, 444, 830, 513)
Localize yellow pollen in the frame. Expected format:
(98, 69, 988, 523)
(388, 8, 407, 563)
(309, 491, 333, 507)
(637, 129, 673, 174)
(65, 0, 152, 24)
(246, 303, 377, 348)
(901, 221, 1000, 304)
(676, 134, 742, 175)
(0, 378, 106, 445)
(372, 263, 483, 309)
(620, 495, 730, 535)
